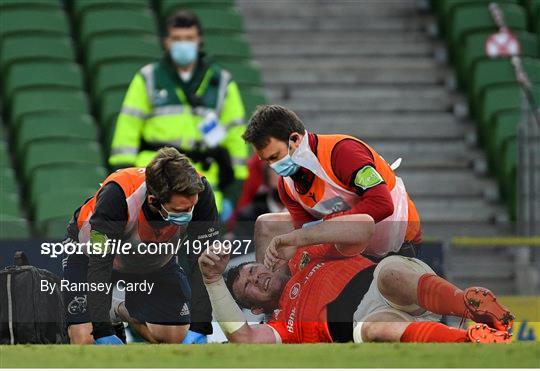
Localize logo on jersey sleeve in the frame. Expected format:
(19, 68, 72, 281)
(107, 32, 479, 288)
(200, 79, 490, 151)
(354, 166, 384, 190)
(289, 283, 301, 300)
(298, 251, 311, 270)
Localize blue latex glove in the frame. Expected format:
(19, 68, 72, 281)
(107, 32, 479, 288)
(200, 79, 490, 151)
(95, 335, 124, 345)
(182, 330, 208, 344)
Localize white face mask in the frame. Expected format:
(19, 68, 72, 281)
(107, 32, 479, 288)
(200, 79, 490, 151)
(269, 138, 301, 177)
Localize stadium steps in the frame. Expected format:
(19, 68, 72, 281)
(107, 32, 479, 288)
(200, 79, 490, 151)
(237, 0, 514, 291)
(237, 0, 509, 233)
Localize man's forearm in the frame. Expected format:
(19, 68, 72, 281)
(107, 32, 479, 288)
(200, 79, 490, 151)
(286, 214, 374, 248)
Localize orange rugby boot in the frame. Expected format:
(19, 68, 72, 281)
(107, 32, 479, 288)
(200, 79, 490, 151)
(464, 287, 515, 331)
(467, 323, 512, 344)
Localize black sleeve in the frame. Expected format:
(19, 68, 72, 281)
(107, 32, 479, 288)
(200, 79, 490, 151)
(89, 182, 128, 239)
(87, 182, 128, 339)
(87, 244, 116, 339)
(183, 177, 220, 335)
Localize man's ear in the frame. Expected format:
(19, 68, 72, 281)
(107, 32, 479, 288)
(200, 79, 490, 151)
(147, 194, 159, 207)
(250, 307, 265, 315)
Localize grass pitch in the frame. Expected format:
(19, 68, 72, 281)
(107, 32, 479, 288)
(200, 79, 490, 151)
(0, 343, 539, 368)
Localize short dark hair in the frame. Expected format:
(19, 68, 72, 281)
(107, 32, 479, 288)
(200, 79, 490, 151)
(145, 147, 204, 203)
(165, 10, 203, 36)
(242, 105, 306, 150)
(226, 262, 252, 308)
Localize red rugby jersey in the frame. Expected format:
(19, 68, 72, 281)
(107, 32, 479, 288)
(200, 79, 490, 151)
(267, 245, 374, 343)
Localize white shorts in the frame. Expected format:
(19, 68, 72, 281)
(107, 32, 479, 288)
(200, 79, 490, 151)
(352, 256, 442, 343)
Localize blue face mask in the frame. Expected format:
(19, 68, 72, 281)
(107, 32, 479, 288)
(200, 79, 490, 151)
(160, 204, 193, 226)
(270, 140, 300, 177)
(170, 41, 198, 66)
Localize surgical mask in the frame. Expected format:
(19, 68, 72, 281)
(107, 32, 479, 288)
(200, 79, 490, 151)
(160, 204, 193, 226)
(170, 41, 198, 66)
(270, 139, 301, 177)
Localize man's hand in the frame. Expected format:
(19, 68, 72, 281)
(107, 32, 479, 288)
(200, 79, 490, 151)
(264, 234, 298, 272)
(198, 246, 231, 284)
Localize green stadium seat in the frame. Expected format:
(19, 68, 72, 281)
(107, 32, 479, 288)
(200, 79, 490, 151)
(468, 57, 540, 115)
(524, 0, 540, 32)
(0, 36, 75, 76)
(0, 0, 60, 10)
(436, 0, 519, 35)
(0, 9, 70, 39)
(30, 164, 107, 208)
(9, 89, 89, 128)
(99, 88, 127, 129)
(41, 217, 71, 239)
(0, 141, 11, 168)
(92, 61, 146, 102)
(448, 3, 528, 58)
(4, 62, 84, 102)
(487, 109, 521, 172)
(22, 138, 104, 180)
(477, 82, 540, 144)
(195, 8, 244, 34)
(470, 57, 540, 100)
(205, 35, 252, 62)
(78, 8, 157, 49)
(34, 188, 96, 225)
(457, 30, 540, 88)
(1, 167, 18, 194)
(71, 0, 149, 20)
(16, 113, 99, 158)
(85, 35, 161, 74)
(500, 137, 517, 218)
(0, 216, 31, 240)
(219, 61, 264, 88)
(241, 88, 267, 117)
(0, 192, 21, 218)
(159, 0, 234, 19)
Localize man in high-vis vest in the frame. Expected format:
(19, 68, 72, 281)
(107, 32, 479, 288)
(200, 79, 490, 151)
(241, 105, 422, 262)
(108, 10, 248, 210)
(62, 147, 218, 345)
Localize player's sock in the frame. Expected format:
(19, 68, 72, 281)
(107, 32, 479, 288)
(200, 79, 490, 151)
(400, 322, 468, 343)
(417, 273, 466, 317)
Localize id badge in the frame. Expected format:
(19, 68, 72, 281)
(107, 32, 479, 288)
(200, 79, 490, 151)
(199, 111, 225, 148)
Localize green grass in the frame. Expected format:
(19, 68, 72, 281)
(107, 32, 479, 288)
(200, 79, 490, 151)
(1, 343, 539, 368)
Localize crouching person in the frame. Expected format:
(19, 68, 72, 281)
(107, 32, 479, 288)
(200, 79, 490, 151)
(61, 147, 218, 344)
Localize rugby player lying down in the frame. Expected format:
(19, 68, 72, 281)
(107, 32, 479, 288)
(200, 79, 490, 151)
(199, 214, 514, 344)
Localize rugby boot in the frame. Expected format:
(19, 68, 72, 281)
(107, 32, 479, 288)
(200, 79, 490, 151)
(464, 287, 514, 331)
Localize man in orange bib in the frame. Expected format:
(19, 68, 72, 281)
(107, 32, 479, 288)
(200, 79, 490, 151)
(242, 105, 421, 262)
(198, 214, 513, 344)
(62, 147, 218, 344)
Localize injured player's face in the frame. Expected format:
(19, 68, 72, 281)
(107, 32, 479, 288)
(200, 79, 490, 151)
(231, 263, 289, 314)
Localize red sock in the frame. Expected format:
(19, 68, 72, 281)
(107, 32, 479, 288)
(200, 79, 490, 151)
(400, 322, 469, 343)
(417, 273, 466, 317)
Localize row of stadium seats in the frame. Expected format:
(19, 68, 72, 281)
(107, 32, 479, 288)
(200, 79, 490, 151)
(1, 0, 108, 238)
(432, 0, 540, 220)
(0, 0, 267, 240)
(0, 118, 31, 239)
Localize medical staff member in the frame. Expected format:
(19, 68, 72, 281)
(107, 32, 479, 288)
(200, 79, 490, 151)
(109, 10, 248, 210)
(241, 105, 422, 261)
(63, 147, 218, 344)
